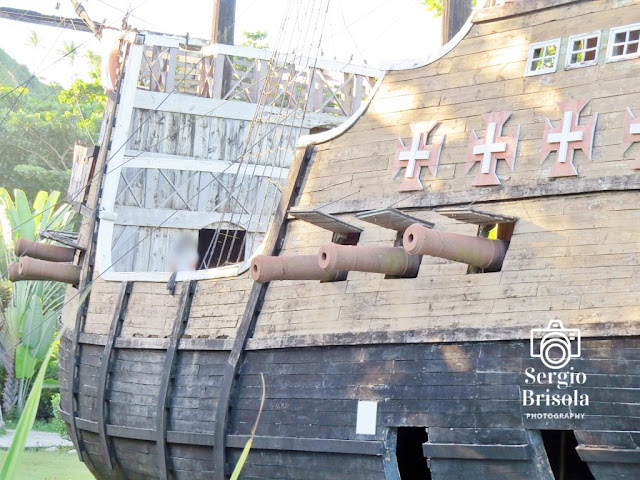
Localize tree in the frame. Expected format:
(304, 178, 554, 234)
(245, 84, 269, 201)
(0, 189, 74, 415)
(422, 0, 476, 17)
(242, 31, 269, 49)
(0, 50, 106, 198)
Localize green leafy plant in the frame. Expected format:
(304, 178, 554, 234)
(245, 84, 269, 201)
(50, 393, 68, 439)
(0, 189, 74, 415)
(0, 329, 64, 480)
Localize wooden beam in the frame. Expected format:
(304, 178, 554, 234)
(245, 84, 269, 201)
(68, 81, 121, 470)
(226, 435, 383, 456)
(59, 409, 385, 454)
(211, 0, 236, 96)
(133, 90, 344, 128)
(95, 282, 133, 472)
(289, 210, 363, 234)
(472, 0, 580, 23)
(355, 207, 434, 232)
(201, 43, 383, 78)
(156, 281, 197, 480)
(297, 176, 640, 216)
(212, 144, 314, 479)
(442, 0, 474, 44)
(211, 0, 236, 44)
(108, 206, 268, 232)
(122, 151, 289, 178)
(576, 446, 640, 464)
(0, 7, 102, 33)
(434, 207, 518, 225)
(423, 442, 532, 460)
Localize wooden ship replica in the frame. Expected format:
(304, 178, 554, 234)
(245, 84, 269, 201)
(8, 0, 640, 478)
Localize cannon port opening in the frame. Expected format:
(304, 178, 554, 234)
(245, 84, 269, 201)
(467, 221, 515, 274)
(198, 229, 246, 269)
(396, 427, 431, 480)
(541, 430, 595, 480)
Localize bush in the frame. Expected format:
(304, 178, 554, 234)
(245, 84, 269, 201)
(50, 394, 68, 439)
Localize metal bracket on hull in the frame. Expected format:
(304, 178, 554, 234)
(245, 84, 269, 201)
(95, 281, 133, 472)
(156, 280, 197, 480)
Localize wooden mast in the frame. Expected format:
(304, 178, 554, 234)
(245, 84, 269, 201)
(211, 0, 237, 97)
(442, 0, 473, 44)
(211, 0, 236, 45)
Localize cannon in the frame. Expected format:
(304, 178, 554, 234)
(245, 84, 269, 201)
(6, 262, 20, 283)
(251, 254, 344, 283)
(14, 237, 76, 263)
(403, 223, 508, 271)
(9, 256, 81, 285)
(317, 243, 421, 277)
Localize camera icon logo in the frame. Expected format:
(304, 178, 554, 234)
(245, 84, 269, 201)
(530, 320, 581, 369)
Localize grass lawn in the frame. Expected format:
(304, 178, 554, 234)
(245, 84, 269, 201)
(0, 448, 94, 480)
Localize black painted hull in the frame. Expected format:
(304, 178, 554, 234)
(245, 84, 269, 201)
(59, 330, 640, 479)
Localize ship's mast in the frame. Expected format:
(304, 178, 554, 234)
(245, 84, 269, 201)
(211, 0, 236, 45)
(442, 0, 473, 43)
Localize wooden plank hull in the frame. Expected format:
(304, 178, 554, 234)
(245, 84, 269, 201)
(58, 331, 640, 479)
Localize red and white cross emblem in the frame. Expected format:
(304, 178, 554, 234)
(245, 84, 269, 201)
(465, 111, 519, 186)
(623, 107, 640, 170)
(541, 100, 598, 178)
(392, 121, 442, 192)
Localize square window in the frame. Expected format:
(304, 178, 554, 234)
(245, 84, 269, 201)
(525, 38, 561, 76)
(566, 31, 601, 68)
(608, 23, 640, 61)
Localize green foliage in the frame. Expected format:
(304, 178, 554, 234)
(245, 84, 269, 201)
(0, 50, 106, 197)
(50, 393, 68, 438)
(421, 0, 476, 17)
(0, 189, 74, 415)
(0, 330, 63, 480)
(241, 31, 269, 49)
(422, 0, 443, 16)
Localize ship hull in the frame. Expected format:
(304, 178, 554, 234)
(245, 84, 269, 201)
(59, 328, 640, 479)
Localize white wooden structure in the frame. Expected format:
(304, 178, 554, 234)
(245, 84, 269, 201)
(93, 32, 381, 282)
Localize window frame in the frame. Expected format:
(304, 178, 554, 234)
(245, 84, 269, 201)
(525, 38, 562, 77)
(565, 31, 602, 69)
(606, 23, 640, 62)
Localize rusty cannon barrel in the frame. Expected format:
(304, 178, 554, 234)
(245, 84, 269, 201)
(7, 262, 20, 282)
(15, 237, 76, 263)
(251, 254, 343, 283)
(317, 243, 421, 277)
(12, 257, 81, 285)
(403, 223, 508, 271)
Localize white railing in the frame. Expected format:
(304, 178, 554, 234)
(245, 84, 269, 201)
(135, 33, 381, 119)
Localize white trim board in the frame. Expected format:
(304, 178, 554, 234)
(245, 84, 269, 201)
(107, 206, 269, 232)
(201, 43, 382, 78)
(121, 151, 289, 179)
(133, 90, 344, 129)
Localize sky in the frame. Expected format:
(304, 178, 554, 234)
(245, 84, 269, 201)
(0, 0, 442, 87)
